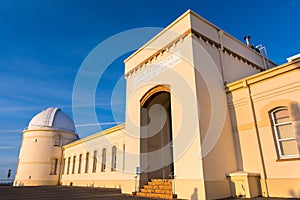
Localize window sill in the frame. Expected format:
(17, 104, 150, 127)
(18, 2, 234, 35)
(276, 157, 300, 162)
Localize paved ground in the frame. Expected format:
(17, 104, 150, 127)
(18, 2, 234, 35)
(0, 186, 299, 200)
(0, 186, 155, 200)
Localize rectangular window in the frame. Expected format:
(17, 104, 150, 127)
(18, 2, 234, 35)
(50, 158, 58, 175)
(78, 154, 82, 174)
(54, 135, 61, 146)
(272, 108, 299, 158)
(101, 148, 106, 172)
(72, 156, 76, 174)
(67, 157, 71, 174)
(111, 146, 117, 171)
(85, 152, 89, 173)
(92, 150, 97, 172)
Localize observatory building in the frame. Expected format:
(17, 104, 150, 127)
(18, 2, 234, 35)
(14, 108, 78, 186)
(14, 10, 300, 199)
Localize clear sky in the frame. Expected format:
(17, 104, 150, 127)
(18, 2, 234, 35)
(0, 0, 299, 181)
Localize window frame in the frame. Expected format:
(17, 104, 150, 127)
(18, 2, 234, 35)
(50, 158, 58, 175)
(72, 156, 76, 174)
(78, 154, 82, 174)
(111, 146, 117, 171)
(85, 152, 89, 173)
(92, 150, 97, 173)
(271, 107, 299, 159)
(62, 158, 66, 175)
(54, 135, 61, 147)
(67, 157, 71, 175)
(101, 148, 106, 172)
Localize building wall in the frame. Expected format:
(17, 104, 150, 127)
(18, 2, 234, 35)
(227, 60, 300, 198)
(191, 28, 240, 200)
(123, 10, 269, 199)
(124, 31, 206, 199)
(61, 125, 138, 194)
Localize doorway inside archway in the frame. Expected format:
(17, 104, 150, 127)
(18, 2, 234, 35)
(140, 91, 174, 187)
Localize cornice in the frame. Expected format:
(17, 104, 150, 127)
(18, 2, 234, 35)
(125, 28, 267, 79)
(22, 129, 77, 136)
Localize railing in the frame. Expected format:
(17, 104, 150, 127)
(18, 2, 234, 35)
(134, 167, 150, 193)
(169, 172, 177, 197)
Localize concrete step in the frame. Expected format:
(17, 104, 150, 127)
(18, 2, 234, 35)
(140, 188, 172, 195)
(154, 189, 172, 194)
(136, 192, 173, 199)
(150, 179, 172, 185)
(140, 188, 154, 193)
(144, 184, 172, 190)
(136, 179, 176, 199)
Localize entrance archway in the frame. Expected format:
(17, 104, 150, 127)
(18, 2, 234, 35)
(140, 86, 174, 187)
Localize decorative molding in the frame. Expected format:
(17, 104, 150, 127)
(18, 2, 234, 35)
(125, 29, 192, 78)
(126, 27, 267, 79)
(140, 85, 170, 107)
(22, 129, 77, 136)
(259, 99, 300, 127)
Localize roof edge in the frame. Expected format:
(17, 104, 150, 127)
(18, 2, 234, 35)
(63, 123, 125, 149)
(226, 59, 300, 92)
(124, 9, 192, 63)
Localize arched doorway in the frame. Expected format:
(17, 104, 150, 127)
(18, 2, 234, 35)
(140, 86, 174, 187)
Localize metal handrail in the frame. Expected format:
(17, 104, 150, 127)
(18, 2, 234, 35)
(134, 167, 150, 193)
(169, 172, 177, 196)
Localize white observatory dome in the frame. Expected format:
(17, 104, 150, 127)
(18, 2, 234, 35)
(27, 108, 76, 133)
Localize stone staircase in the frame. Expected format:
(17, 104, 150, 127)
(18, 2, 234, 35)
(136, 179, 176, 199)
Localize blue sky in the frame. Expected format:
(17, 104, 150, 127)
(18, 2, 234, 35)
(0, 0, 299, 180)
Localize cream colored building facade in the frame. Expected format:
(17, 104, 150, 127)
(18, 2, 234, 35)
(14, 10, 300, 199)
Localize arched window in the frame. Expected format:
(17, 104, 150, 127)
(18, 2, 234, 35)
(54, 135, 61, 146)
(271, 108, 299, 158)
(101, 148, 106, 172)
(67, 157, 71, 174)
(92, 150, 97, 172)
(78, 154, 82, 174)
(85, 152, 89, 173)
(50, 158, 58, 175)
(72, 156, 76, 174)
(111, 146, 117, 171)
(62, 158, 66, 175)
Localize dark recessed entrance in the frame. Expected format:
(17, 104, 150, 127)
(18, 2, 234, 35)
(140, 91, 174, 187)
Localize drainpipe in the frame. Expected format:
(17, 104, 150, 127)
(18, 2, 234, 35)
(244, 80, 269, 197)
